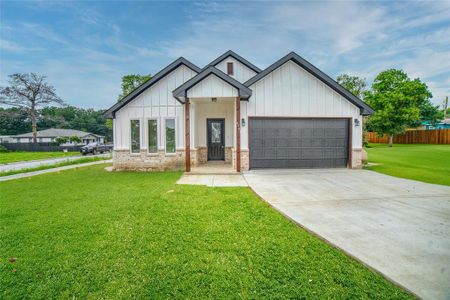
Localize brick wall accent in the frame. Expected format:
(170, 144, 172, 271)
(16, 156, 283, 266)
(231, 148, 249, 171)
(351, 148, 363, 169)
(113, 150, 185, 171)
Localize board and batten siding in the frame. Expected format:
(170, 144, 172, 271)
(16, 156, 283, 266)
(113, 64, 197, 151)
(214, 57, 257, 83)
(187, 74, 238, 98)
(241, 60, 363, 149)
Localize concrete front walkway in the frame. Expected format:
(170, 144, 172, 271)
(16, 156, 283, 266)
(244, 169, 450, 300)
(177, 174, 248, 187)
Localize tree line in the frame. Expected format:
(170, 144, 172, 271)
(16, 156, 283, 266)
(0, 73, 150, 142)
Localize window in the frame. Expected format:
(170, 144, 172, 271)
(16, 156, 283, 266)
(165, 118, 176, 153)
(227, 62, 234, 75)
(130, 120, 140, 153)
(148, 119, 158, 153)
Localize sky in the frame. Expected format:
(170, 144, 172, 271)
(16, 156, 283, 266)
(1, 0, 449, 109)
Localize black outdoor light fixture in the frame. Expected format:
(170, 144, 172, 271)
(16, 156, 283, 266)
(354, 118, 360, 127)
(211, 97, 217, 102)
(242, 118, 246, 127)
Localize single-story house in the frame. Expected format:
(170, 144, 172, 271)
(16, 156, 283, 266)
(0, 135, 14, 143)
(104, 50, 374, 172)
(10, 128, 105, 145)
(421, 118, 450, 130)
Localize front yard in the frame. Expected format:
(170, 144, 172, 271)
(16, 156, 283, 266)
(365, 144, 450, 186)
(0, 151, 79, 164)
(0, 165, 412, 299)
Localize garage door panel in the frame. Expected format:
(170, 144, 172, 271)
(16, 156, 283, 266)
(249, 118, 349, 169)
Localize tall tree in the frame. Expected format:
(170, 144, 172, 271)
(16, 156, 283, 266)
(337, 74, 367, 99)
(364, 69, 432, 147)
(0, 73, 64, 143)
(118, 74, 151, 100)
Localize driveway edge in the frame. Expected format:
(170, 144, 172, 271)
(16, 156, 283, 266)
(247, 185, 420, 299)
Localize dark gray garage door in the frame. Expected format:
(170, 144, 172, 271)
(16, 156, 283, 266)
(249, 118, 349, 169)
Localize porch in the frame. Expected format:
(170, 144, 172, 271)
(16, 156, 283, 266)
(185, 96, 242, 173)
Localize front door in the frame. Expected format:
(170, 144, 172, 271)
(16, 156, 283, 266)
(207, 119, 225, 160)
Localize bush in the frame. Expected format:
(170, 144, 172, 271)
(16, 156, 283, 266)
(69, 136, 82, 144)
(0, 145, 9, 153)
(54, 136, 69, 145)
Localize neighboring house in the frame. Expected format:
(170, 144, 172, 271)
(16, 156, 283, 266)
(10, 128, 105, 145)
(0, 135, 13, 143)
(104, 50, 373, 172)
(422, 118, 450, 130)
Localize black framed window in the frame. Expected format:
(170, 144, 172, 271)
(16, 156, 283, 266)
(165, 118, 176, 153)
(130, 120, 140, 153)
(148, 119, 158, 153)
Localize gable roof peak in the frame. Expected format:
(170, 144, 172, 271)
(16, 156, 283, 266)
(103, 56, 201, 118)
(204, 50, 262, 73)
(244, 51, 374, 115)
(172, 66, 252, 102)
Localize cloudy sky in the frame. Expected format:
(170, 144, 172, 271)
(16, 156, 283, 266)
(1, 1, 449, 109)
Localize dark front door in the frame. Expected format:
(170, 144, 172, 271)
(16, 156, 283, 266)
(207, 119, 225, 161)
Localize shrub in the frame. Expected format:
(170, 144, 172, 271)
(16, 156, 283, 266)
(0, 145, 9, 153)
(54, 136, 69, 145)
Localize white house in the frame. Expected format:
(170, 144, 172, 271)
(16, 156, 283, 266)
(104, 51, 373, 172)
(11, 128, 105, 145)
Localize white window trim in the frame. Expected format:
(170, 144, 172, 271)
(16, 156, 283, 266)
(146, 118, 159, 155)
(164, 117, 177, 155)
(130, 118, 141, 155)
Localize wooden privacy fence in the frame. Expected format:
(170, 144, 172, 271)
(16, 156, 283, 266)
(367, 129, 450, 144)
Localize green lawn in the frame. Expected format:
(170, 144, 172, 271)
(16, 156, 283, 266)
(0, 151, 79, 164)
(365, 144, 450, 186)
(0, 165, 411, 299)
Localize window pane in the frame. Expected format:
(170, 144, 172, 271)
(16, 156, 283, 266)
(165, 119, 176, 153)
(148, 120, 158, 153)
(130, 120, 140, 153)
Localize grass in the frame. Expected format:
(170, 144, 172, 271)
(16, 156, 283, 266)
(365, 143, 450, 186)
(0, 151, 79, 164)
(0, 156, 108, 177)
(0, 165, 412, 299)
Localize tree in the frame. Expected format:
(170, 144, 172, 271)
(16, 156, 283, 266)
(0, 73, 64, 143)
(54, 136, 69, 145)
(337, 74, 367, 99)
(417, 101, 444, 126)
(364, 69, 432, 147)
(0, 107, 31, 135)
(118, 74, 151, 100)
(69, 136, 82, 144)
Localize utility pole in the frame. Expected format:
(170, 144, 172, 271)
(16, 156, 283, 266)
(443, 96, 448, 118)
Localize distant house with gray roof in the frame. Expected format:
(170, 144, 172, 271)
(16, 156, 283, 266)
(10, 128, 105, 145)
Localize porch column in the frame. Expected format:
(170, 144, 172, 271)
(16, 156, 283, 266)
(185, 97, 191, 172)
(236, 96, 241, 172)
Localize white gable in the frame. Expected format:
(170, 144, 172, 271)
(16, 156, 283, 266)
(214, 56, 257, 83)
(246, 60, 360, 117)
(187, 74, 238, 98)
(114, 64, 197, 150)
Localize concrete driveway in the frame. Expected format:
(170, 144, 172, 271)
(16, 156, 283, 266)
(244, 169, 450, 300)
